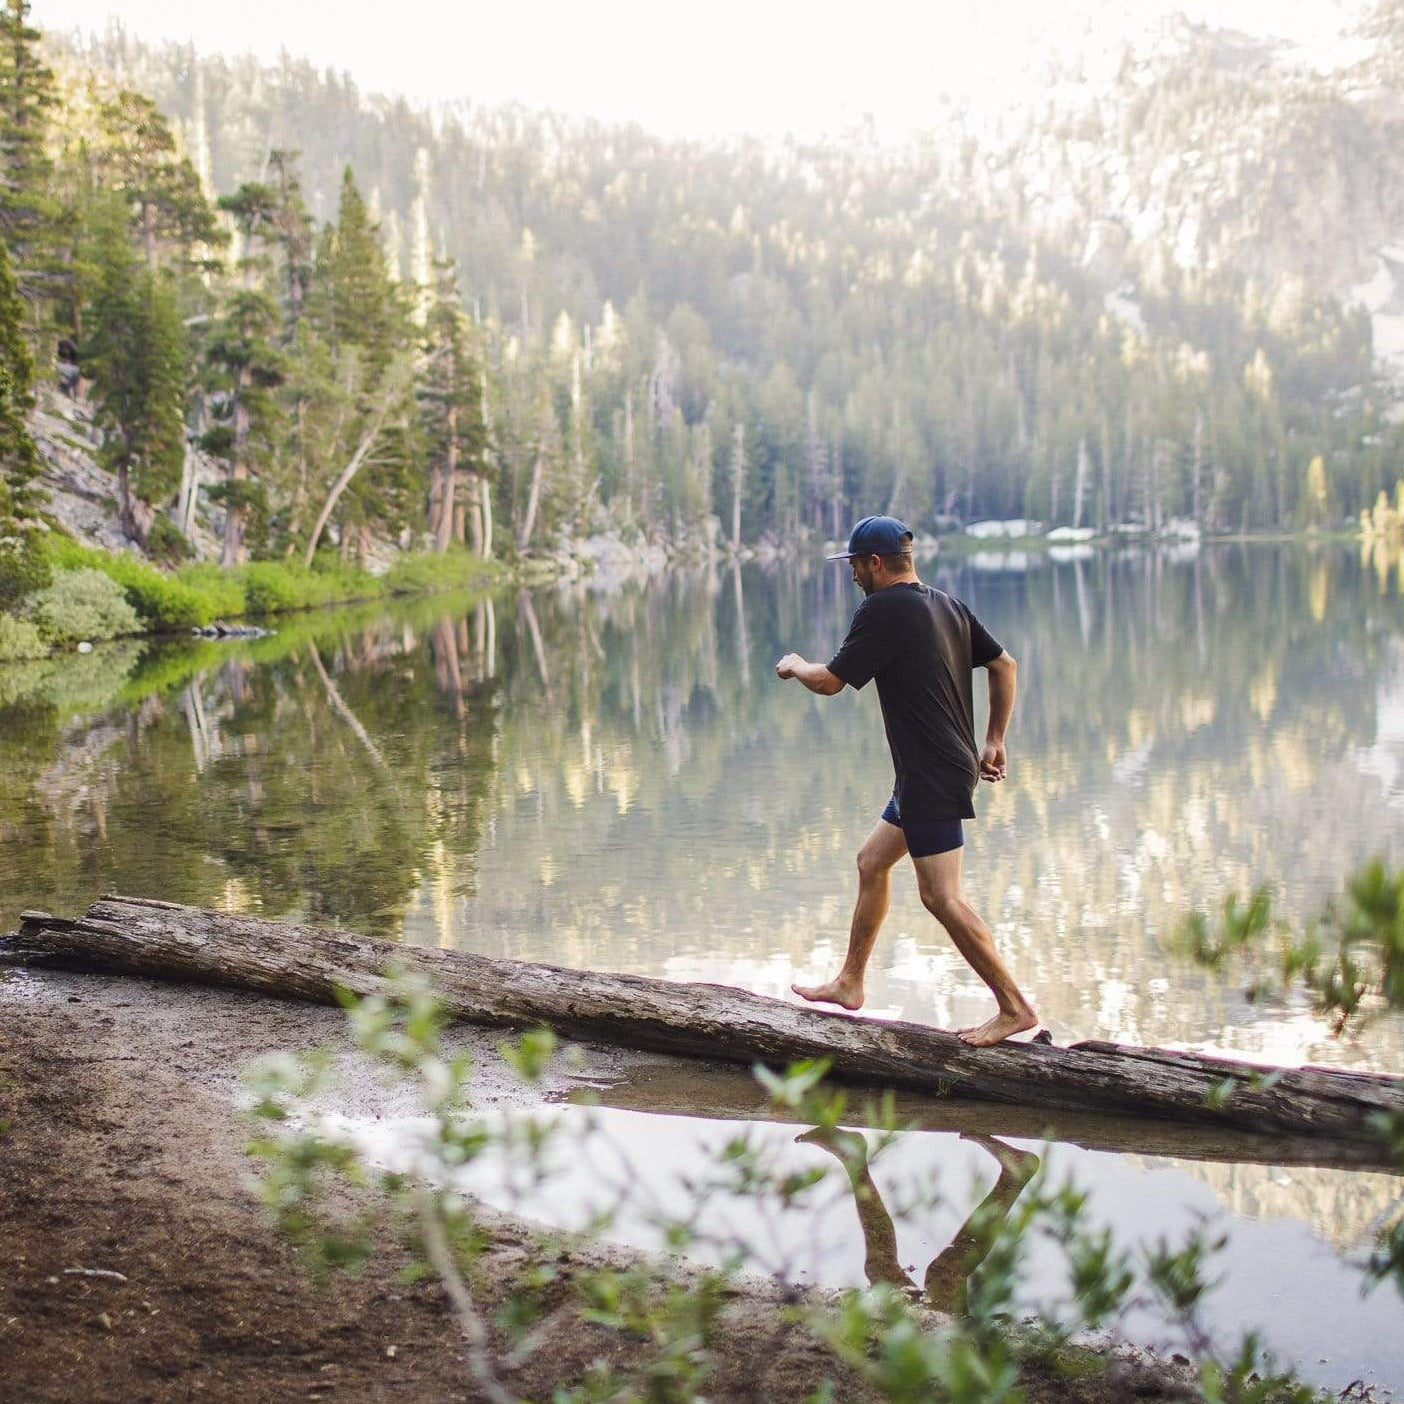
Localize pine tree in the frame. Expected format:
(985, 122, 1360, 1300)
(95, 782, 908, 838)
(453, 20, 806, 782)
(0, 232, 45, 608)
(200, 183, 291, 562)
(297, 167, 417, 564)
(0, 230, 38, 516)
(327, 167, 395, 372)
(82, 201, 188, 541)
(202, 287, 284, 564)
(266, 150, 314, 330)
(0, 0, 62, 312)
(97, 91, 220, 270)
(419, 260, 488, 552)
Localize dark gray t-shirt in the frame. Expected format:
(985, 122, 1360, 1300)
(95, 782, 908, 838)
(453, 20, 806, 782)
(827, 582, 1003, 821)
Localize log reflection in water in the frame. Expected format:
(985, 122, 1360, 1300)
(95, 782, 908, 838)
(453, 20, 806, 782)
(592, 1062, 1402, 1172)
(797, 1128, 1040, 1312)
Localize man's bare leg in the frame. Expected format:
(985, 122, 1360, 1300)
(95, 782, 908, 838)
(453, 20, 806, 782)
(793, 820, 907, 1010)
(911, 847, 1037, 1045)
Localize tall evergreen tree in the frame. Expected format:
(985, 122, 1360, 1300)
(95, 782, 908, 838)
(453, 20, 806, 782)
(0, 231, 38, 514)
(204, 184, 287, 564)
(298, 167, 418, 564)
(0, 232, 45, 608)
(327, 167, 397, 373)
(82, 201, 188, 541)
(0, 0, 61, 313)
(96, 90, 220, 270)
(202, 287, 284, 564)
(266, 150, 315, 331)
(419, 260, 488, 552)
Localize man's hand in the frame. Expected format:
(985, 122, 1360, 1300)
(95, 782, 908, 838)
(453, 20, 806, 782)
(979, 740, 1007, 782)
(775, 652, 805, 680)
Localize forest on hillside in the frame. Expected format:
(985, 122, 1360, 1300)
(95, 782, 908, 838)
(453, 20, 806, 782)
(3, 0, 1404, 587)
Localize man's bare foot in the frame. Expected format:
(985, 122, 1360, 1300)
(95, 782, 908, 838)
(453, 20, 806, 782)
(956, 1009, 1038, 1046)
(792, 978, 865, 1011)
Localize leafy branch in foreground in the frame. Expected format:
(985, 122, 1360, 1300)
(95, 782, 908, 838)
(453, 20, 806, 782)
(1180, 858, 1404, 1302)
(244, 972, 1320, 1403)
(1178, 859, 1404, 1039)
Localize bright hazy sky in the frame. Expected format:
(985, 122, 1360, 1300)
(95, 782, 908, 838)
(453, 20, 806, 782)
(32, 0, 1374, 140)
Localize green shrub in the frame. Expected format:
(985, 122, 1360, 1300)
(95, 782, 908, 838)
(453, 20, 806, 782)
(40, 536, 217, 630)
(41, 536, 107, 572)
(31, 568, 141, 644)
(0, 532, 52, 611)
(175, 562, 246, 618)
(101, 555, 215, 629)
(241, 560, 380, 616)
(382, 548, 496, 596)
(0, 611, 47, 661)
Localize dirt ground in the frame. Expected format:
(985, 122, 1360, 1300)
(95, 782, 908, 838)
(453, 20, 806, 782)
(0, 963, 1205, 1403)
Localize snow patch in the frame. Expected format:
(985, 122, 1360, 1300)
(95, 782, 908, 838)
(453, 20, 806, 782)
(1346, 247, 1404, 377)
(964, 518, 1043, 539)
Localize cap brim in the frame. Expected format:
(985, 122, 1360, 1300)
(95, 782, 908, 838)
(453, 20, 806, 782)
(825, 551, 856, 561)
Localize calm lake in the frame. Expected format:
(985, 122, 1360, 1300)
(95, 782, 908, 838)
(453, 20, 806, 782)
(4, 539, 1404, 1388)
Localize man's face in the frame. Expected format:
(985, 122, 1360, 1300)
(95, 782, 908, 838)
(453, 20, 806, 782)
(851, 555, 878, 595)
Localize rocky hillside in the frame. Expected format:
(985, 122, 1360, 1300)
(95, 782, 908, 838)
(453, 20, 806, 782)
(27, 389, 223, 562)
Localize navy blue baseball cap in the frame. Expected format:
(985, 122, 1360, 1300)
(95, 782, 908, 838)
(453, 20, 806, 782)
(826, 515, 913, 561)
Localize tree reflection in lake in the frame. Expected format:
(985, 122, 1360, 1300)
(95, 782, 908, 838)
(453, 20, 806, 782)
(0, 590, 504, 930)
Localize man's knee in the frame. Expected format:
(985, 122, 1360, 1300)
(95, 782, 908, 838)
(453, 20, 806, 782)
(918, 882, 961, 925)
(856, 845, 896, 883)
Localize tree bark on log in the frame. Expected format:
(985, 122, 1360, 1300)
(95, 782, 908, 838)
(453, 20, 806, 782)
(7, 895, 1403, 1145)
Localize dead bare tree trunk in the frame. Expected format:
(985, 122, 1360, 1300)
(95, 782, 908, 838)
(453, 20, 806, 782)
(516, 450, 544, 552)
(1073, 437, 1089, 530)
(729, 423, 745, 553)
(303, 364, 411, 568)
(220, 372, 252, 568)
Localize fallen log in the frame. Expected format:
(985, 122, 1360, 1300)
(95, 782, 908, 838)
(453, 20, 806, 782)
(7, 894, 1403, 1146)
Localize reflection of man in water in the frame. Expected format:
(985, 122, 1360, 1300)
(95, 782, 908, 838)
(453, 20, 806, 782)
(775, 515, 1037, 1046)
(797, 1126, 1041, 1313)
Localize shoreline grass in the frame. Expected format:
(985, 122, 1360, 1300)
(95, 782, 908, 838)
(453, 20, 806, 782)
(35, 537, 503, 636)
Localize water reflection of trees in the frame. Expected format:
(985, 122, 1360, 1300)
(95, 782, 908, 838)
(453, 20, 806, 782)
(0, 594, 503, 931)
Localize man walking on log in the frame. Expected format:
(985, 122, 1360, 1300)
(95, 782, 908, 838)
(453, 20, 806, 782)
(775, 515, 1037, 1047)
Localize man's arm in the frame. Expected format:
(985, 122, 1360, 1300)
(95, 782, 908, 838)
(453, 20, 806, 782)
(980, 650, 1017, 781)
(776, 653, 846, 696)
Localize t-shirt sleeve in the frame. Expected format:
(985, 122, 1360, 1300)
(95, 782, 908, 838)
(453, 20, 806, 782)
(962, 603, 1004, 668)
(827, 599, 894, 690)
